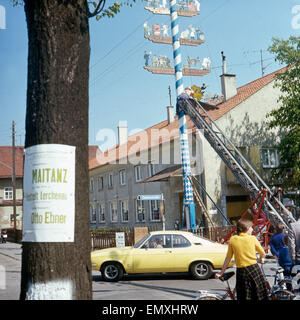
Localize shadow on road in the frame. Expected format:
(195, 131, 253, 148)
(92, 272, 221, 299)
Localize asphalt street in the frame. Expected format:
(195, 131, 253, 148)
(0, 241, 277, 300)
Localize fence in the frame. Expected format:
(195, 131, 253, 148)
(3, 226, 235, 248)
(90, 226, 236, 250)
(91, 231, 135, 250)
(194, 226, 235, 242)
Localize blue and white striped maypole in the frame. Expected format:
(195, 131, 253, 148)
(169, 0, 196, 231)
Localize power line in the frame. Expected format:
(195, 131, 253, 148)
(201, 0, 231, 23)
(89, 15, 173, 87)
(90, 39, 145, 86)
(90, 0, 233, 89)
(90, 13, 154, 70)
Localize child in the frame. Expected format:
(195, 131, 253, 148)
(278, 234, 294, 276)
(216, 219, 269, 300)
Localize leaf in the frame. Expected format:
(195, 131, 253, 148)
(267, 36, 300, 188)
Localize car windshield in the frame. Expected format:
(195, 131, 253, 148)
(133, 234, 151, 248)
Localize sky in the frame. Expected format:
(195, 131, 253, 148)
(0, 0, 299, 150)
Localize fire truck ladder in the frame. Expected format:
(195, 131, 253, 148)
(177, 98, 296, 229)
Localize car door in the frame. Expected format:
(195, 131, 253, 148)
(166, 234, 192, 272)
(132, 234, 173, 273)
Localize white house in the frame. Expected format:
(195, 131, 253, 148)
(89, 65, 288, 229)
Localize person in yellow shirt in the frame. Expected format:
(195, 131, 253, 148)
(215, 219, 269, 300)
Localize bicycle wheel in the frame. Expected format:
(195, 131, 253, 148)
(273, 290, 295, 300)
(196, 296, 219, 300)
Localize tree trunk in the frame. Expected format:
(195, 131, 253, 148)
(20, 0, 92, 300)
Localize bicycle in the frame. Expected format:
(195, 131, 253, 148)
(195, 264, 296, 300)
(195, 271, 236, 300)
(261, 263, 296, 300)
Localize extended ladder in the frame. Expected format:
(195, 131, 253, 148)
(177, 98, 296, 229)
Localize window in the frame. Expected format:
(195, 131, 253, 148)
(134, 165, 142, 182)
(4, 187, 13, 200)
(148, 163, 156, 177)
(141, 234, 172, 249)
(89, 178, 94, 192)
(149, 200, 160, 221)
(119, 169, 126, 185)
(120, 200, 129, 222)
(135, 199, 145, 222)
(90, 205, 96, 223)
(98, 176, 103, 190)
(142, 235, 164, 249)
(98, 203, 105, 223)
(109, 201, 118, 222)
(108, 172, 114, 188)
(172, 235, 191, 248)
(262, 149, 279, 168)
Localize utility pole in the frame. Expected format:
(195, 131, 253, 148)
(168, 85, 172, 106)
(260, 49, 272, 77)
(243, 49, 271, 77)
(12, 120, 17, 242)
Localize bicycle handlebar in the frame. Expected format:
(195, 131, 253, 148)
(219, 271, 235, 282)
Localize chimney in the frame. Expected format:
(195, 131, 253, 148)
(220, 51, 237, 101)
(118, 120, 128, 146)
(167, 106, 175, 124)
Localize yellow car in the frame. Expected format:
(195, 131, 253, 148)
(91, 230, 234, 282)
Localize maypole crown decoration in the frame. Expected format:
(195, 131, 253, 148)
(145, 0, 200, 17)
(144, 20, 205, 46)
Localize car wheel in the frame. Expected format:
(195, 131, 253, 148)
(101, 262, 123, 282)
(190, 261, 213, 280)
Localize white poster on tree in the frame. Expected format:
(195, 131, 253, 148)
(22, 144, 76, 242)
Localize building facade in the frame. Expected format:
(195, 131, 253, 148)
(0, 146, 24, 230)
(89, 116, 202, 230)
(0, 145, 101, 232)
(89, 65, 289, 229)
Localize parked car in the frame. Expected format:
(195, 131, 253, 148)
(91, 230, 234, 282)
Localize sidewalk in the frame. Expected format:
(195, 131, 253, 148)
(0, 241, 22, 261)
(0, 241, 22, 300)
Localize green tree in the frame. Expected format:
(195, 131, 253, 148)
(267, 36, 300, 189)
(14, 0, 137, 300)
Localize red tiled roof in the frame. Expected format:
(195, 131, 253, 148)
(89, 66, 287, 170)
(0, 146, 24, 178)
(89, 145, 101, 162)
(0, 200, 23, 207)
(0, 146, 101, 178)
(207, 66, 288, 121)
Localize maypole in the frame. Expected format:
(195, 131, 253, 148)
(143, 0, 208, 231)
(169, 0, 196, 231)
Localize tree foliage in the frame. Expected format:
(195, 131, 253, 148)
(267, 36, 300, 189)
(12, 0, 138, 19)
(88, 0, 137, 20)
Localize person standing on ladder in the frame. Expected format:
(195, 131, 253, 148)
(176, 86, 197, 114)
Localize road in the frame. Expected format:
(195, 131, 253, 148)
(0, 242, 277, 300)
